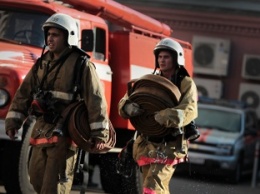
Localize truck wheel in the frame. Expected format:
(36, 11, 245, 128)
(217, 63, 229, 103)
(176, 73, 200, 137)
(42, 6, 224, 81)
(99, 153, 142, 194)
(1, 140, 22, 194)
(18, 118, 36, 194)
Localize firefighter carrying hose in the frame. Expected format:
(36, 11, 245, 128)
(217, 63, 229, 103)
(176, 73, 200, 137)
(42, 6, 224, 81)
(118, 38, 199, 194)
(5, 13, 109, 194)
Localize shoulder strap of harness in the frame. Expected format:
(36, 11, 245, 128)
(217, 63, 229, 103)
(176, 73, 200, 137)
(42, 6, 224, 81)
(72, 48, 89, 100)
(172, 67, 190, 90)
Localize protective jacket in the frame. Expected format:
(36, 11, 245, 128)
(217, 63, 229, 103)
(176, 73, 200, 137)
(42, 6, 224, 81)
(118, 74, 198, 166)
(5, 47, 109, 147)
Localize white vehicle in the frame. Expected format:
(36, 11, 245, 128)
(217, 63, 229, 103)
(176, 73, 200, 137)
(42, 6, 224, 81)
(186, 98, 260, 183)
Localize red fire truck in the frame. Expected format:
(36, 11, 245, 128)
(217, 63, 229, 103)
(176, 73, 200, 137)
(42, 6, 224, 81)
(0, 0, 193, 193)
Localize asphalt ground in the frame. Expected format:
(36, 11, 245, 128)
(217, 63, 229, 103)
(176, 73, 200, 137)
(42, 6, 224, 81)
(1, 166, 260, 194)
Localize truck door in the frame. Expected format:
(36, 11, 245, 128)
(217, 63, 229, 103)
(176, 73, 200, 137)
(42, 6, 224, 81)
(80, 27, 112, 114)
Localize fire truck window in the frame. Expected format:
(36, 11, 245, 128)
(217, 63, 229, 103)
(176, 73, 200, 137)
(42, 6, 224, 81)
(0, 9, 48, 47)
(95, 28, 106, 61)
(81, 28, 106, 61)
(81, 30, 94, 52)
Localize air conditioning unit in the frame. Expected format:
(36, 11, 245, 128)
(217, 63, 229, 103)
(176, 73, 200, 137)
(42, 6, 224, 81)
(239, 83, 260, 118)
(192, 36, 231, 76)
(242, 54, 260, 80)
(193, 77, 223, 99)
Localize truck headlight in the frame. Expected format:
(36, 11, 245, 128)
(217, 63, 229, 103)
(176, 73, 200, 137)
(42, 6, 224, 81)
(0, 89, 10, 107)
(216, 144, 233, 155)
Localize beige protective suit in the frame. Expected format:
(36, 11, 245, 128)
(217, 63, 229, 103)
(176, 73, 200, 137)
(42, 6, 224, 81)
(5, 47, 109, 194)
(118, 75, 198, 194)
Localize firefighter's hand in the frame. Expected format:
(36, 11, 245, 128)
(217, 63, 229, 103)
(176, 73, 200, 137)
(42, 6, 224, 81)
(154, 112, 165, 126)
(123, 102, 144, 117)
(6, 129, 18, 140)
(154, 108, 184, 128)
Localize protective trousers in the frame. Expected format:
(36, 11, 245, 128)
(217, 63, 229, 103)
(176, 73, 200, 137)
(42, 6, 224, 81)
(29, 137, 78, 194)
(142, 163, 176, 194)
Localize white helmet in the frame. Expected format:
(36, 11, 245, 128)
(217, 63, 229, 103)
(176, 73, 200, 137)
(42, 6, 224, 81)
(154, 38, 185, 67)
(42, 13, 79, 46)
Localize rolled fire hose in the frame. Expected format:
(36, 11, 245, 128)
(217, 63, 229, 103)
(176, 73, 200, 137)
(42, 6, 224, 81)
(62, 101, 116, 153)
(128, 74, 181, 137)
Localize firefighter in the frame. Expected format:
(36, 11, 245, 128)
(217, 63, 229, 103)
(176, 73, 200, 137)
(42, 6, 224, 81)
(5, 13, 109, 194)
(118, 38, 198, 194)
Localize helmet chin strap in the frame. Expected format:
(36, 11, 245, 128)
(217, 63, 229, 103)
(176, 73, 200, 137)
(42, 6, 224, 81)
(39, 45, 46, 69)
(152, 66, 157, 74)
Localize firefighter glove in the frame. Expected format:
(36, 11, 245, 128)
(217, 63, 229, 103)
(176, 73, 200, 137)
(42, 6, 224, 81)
(123, 102, 144, 117)
(154, 108, 184, 128)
